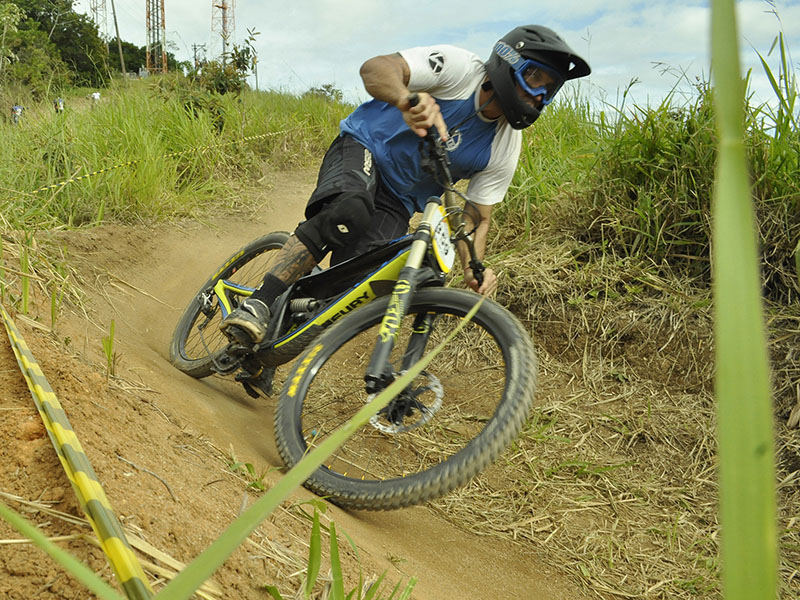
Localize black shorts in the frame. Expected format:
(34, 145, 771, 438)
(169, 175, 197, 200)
(297, 134, 412, 265)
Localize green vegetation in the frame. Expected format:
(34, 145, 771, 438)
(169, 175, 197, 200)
(711, 1, 776, 598)
(101, 318, 116, 379)
(264, 505, 416, 600)
(0, 77, 350, 229)
(501, 62, 798, 305)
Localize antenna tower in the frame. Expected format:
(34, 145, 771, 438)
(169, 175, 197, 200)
(211, 1, 235, 56)
(88, 0, 108, 40)
(146, 0, 168, 73)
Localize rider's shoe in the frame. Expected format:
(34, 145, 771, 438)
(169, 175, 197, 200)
(220, 298, 270, 344)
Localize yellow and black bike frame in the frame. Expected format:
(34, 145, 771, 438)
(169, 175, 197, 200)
(212, 237, 418, 362)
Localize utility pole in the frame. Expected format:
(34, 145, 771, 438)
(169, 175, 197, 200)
(192, 43, 206, 73)
(146, 0, 167, 74)
(110, 0, 125, 75)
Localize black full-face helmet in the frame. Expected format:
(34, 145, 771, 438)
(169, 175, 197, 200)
(485, 25, 591, 129)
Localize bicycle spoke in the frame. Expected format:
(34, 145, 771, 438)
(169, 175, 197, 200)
(298, 309, 507, 482)
(180, 247, 284, 361)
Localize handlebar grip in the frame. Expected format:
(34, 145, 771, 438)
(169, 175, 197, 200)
(406, 93, 439, 141)
(469, 259, 486, 287)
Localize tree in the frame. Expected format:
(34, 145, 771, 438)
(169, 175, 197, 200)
(13, 0, 107, 86)
(50, 11, 107, 86)
(0, 2, 23, 78)
(196, 31, 259, 96)
(109, 37, 146, 74)
(6, 26, 70, 92)
(303, 83, 344, 103)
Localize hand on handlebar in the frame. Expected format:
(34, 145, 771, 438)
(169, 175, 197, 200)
(465, 266, 497, 296)
(398, 92, 448, 141)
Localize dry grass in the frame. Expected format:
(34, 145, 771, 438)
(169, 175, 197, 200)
(429, 197, 800, 599)
(0, 230, 84, 320)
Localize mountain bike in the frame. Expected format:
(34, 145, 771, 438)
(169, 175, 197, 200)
(170, 104, 537, 510)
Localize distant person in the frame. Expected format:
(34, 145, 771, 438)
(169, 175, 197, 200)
(54, 97, 65, 114)
(10, 104, 23, 125)
(220, 24, 591, 344)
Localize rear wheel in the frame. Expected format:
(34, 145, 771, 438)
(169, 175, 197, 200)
(274, 288, 537, 510)
(169, 232, 289, 378)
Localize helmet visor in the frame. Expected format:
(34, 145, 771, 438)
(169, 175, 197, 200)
(513, 59, 564, 106)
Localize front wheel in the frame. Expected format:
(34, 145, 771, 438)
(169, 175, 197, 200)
(274, 288, 537, 510)
(169, 231, 290, 378)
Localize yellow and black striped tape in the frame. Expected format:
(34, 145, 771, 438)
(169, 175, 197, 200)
(31, 128, 300, 195)
(0, 304, 153, 600)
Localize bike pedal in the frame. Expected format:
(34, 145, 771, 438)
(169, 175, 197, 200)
(236, 368, 276, 399)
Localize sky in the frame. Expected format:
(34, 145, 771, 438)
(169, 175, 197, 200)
(72, 0, 800, 109)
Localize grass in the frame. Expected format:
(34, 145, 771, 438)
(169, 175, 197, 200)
(436, 235, 723, 598)
(0, 77, 350, 230)
(712, 1, 776, 597)
(496, 49, 798, 305)
(101, 319, 117, 379)
(0, 77, 351, 318)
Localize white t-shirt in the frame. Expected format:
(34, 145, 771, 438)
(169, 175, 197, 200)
(340, 45, 521, 215)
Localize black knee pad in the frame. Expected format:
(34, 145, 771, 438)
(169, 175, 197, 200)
(295, 193, 373, 261)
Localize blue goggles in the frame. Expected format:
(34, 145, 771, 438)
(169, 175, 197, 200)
(513, 59, 564, 106)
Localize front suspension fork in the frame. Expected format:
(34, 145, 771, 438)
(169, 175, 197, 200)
(364, 202, 440, 394)
(363, 265, 418, 394)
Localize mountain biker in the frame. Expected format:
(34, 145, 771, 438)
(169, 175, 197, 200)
(10, 104, 23, 125)
(221, 24, 590, 345)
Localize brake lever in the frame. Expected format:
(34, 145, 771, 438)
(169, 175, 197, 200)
(407, 93, 451, 181)
(469, 259, 486, 287)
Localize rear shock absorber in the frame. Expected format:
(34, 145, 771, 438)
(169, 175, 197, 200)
(289, 298, 321, 323)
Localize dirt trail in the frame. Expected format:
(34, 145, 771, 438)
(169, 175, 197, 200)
(0, 169, 587, 599)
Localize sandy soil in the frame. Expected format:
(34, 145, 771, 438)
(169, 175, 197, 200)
(0, 170, 588, 599)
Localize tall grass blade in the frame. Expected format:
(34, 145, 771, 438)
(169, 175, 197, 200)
(395, 579, 417, 600)
(20, 236, 29, 315)
(102, 319, 116, 378)
(304, 508, 322, 599)
(362, 572, 387, 600)
(0, 237, 5, 304)
(711, 1, 777, 599)
(0, 500, 126, 600)
(794, 240, 800, 291)
(329, 522, 345, 600)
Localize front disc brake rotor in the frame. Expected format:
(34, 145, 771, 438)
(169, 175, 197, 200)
(368, 370, 443, 434)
